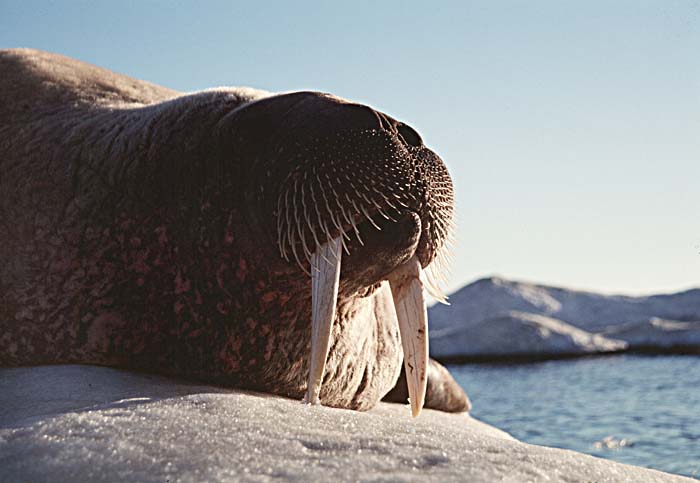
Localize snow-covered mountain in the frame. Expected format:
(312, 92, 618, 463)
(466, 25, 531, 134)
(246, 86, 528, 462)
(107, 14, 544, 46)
(428, 277, 700, 360)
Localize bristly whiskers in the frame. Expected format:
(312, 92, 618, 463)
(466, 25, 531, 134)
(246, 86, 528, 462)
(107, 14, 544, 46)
(273, 128, 454, 302)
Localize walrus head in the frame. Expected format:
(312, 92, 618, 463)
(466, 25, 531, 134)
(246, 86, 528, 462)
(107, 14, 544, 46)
(227, 92, 455, 416)
(0, 50, 467, 417)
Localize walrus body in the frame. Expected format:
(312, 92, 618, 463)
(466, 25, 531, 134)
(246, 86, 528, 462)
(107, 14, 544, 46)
(0, 49, 469, 412)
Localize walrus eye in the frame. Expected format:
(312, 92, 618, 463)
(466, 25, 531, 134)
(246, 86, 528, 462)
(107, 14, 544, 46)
(304, 236, 429, 418)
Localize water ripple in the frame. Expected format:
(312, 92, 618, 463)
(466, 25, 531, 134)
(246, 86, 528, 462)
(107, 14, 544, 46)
(448, 355, 700, 478)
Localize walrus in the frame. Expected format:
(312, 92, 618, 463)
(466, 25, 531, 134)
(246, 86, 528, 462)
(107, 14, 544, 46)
(0, 49, 469, 416)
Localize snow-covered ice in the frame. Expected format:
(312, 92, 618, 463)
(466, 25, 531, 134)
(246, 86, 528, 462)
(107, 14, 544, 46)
(600, 317, 700, 350)
(0, 365, 692, 482)
(429, 277, 700, 359)
(431, 310, 627, 359)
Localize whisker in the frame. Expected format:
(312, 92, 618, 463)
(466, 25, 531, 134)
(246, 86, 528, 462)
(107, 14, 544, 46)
(359, 203, 382, 230)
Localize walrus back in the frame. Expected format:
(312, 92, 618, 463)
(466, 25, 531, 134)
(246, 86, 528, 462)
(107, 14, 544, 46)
(0, 48, 181, 118)
(0, 49, 267, 366)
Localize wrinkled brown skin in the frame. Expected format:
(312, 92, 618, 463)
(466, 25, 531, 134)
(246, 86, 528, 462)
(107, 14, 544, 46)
(0, 49, 469, 412)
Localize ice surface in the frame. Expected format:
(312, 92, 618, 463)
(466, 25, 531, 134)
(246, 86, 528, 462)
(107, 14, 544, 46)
(0, 365, 692, 482)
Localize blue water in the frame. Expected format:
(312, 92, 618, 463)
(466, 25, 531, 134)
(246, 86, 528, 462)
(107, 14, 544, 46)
(448, 355, 700, 479)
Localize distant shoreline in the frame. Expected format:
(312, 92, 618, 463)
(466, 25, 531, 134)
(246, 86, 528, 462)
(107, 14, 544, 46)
(437, 346, 700, 365)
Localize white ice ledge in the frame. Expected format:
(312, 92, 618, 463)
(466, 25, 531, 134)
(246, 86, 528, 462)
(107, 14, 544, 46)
(0, 366, 692, 483)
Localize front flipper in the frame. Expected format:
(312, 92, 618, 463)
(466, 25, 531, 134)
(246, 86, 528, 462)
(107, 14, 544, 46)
(383, 358, 471, 413)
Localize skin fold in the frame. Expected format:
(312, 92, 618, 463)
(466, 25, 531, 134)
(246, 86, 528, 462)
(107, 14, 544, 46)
(0, 48, 469, 412)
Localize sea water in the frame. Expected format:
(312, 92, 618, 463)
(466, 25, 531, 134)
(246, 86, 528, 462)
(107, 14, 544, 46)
(448, 355, 700, 478)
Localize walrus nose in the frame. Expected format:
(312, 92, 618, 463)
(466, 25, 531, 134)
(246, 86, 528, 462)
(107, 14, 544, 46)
(396, 122, 423, 147)
(300, 100, 423, 150)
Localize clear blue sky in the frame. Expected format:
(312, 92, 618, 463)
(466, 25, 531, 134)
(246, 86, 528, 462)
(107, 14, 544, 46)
(2, 1, 699, 295)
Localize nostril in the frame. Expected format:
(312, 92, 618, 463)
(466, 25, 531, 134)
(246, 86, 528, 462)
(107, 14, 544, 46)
(397, 123, 422, 147)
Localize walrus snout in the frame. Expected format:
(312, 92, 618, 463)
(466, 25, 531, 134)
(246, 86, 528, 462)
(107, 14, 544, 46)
(339, 211, 423, 292)
(235, 92, 452, 286)
(254, 103, 448, 267)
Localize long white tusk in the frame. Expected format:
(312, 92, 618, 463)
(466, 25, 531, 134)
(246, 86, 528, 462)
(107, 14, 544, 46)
(388, 255, 429, 418)
(304, 235, 343, 405)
